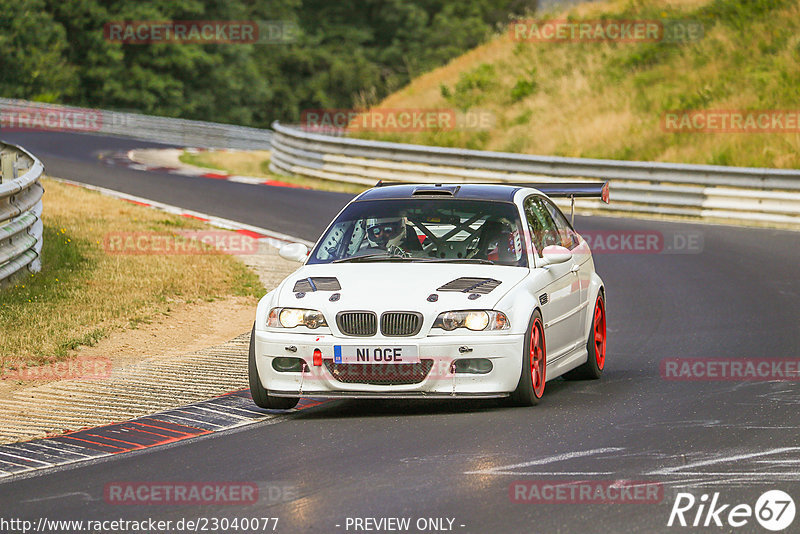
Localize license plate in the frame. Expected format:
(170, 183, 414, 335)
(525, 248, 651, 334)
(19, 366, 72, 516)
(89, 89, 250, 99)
(333, 345, 419, 364)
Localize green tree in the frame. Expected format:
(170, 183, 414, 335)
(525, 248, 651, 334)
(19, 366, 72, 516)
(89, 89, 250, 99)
(0, 0, 77, 101)
(2, 0, 537, 126)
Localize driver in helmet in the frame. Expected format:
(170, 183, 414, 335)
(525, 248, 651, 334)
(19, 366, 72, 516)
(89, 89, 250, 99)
(366, 216, 414, 256)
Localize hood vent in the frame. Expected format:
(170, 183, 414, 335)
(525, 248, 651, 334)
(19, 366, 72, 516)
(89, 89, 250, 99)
(293, 277, 341, 293)
(437, 277, 501, 295)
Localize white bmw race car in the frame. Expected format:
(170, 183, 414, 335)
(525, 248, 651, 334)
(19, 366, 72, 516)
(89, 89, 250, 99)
(249, 182, 609, 408)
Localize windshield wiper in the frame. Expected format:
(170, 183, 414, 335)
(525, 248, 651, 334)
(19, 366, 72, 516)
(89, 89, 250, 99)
(333, 254, 495, 265)
(333, 253, 421, 263)
(417, 258, 495, 264)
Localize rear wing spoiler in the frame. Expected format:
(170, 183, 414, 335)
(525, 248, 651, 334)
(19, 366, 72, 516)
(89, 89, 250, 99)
(505, 182, 610, 225)
(374, 180, 610, 203)
(515, 182, 610, 204)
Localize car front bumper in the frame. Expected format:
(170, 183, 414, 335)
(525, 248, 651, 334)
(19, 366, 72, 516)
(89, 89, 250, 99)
(254, 330, 525, 397)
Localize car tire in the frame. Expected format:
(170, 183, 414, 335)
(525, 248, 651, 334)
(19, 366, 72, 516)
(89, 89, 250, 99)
(510, 310, 546, 406)
(248, 325, 300, 410)
(564, 292, 606, 380)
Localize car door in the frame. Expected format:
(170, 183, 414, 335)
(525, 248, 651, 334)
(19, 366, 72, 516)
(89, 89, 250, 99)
(524, 196, 583, 360)
(541, 197, 591, 330)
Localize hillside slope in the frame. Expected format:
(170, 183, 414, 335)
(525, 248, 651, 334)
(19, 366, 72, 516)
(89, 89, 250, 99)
(366, 0, 800, 169)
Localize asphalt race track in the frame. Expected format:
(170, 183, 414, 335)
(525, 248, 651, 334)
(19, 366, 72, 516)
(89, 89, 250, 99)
(1, 131, 351, 242)
(1, 131, 799, 533)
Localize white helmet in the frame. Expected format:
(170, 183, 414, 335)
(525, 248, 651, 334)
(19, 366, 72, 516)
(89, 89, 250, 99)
(366, 217, 406, 249)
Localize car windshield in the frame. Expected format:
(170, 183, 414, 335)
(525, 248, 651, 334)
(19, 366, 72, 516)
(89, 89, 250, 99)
(309, 198, 527, 266)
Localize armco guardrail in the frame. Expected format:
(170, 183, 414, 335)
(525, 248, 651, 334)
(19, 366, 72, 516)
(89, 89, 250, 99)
(0, 98, 272, 150)
(270, 122, 800, 227)
(0, 142, 44, 285)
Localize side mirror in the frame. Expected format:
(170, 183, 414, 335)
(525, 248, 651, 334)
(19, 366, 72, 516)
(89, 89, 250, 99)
(279, 242, 309, 263)
(541, 245, 572, 265)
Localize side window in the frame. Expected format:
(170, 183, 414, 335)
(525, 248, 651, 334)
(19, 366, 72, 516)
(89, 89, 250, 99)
(315, 220, 353, 261)
(542, 199, 579, 250)
(524, 196, 560, 256)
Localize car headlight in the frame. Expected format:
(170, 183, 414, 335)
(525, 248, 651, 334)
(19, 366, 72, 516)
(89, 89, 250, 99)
(267, 308, 328, 329)
(432, 310, 510, 331)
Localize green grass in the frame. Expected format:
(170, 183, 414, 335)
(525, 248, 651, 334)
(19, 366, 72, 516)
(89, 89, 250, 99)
(178, 150, 368, 194)
(179, 152, 229, 172)
(2, 225, 98, 359)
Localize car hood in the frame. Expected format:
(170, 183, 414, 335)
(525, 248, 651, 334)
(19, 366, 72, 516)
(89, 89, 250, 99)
(275, 263, 529, 313)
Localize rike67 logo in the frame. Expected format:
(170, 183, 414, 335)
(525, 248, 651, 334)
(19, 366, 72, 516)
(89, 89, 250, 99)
(668, 490, 795, 531)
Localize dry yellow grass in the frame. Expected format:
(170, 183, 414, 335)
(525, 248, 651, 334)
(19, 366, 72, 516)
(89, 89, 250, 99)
(183, 149, 273, 176)
(0, 177, 263, 368)
(180, 150, 368, 194)
(369, 0, 800, 169)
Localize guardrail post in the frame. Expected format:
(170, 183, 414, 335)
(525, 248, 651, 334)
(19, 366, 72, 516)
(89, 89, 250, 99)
(1, 151, 17, 183)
